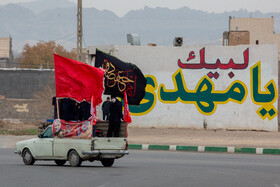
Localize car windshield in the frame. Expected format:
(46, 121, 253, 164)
(42, 127, 54, 138)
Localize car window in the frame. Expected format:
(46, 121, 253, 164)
(42, 127, 54, 138)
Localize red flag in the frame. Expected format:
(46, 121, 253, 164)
(123, 91, 132, 123)
(90, 95, 97, 126)
(54, 53, 104, 104)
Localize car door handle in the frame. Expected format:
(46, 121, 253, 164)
(49, 140, 54, 142)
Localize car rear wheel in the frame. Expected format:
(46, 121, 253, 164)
(68, 150, 82, 167)
(54, 160, 66, 166)
(101, 159, 114, 167)
(22, 149, 35, 165)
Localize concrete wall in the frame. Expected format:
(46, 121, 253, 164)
(88, 44, 278, 131)
(0, 99, 53, 122)
(0, 69, 54, 99)
(0, 69, 55, 122)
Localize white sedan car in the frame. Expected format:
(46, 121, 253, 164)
(15, 125, 128, 167)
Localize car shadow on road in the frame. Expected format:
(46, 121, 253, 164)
(21, 163, 126, 168)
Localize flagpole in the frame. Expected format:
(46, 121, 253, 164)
(56, 98, 60, 119)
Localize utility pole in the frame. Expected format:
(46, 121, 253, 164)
(77, 0, 83, 61)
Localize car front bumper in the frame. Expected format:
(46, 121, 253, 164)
(14, 150, 21, 155)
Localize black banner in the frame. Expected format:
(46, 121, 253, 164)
(95, 49, 147, 105)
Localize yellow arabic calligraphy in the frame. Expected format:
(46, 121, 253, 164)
(104, 61, 134, 92)
(250, 61, 277, 120)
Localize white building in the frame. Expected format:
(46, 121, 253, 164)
(87, 44, 278, 131)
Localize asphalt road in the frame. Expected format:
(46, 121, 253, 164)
(1, 149, 280, 187)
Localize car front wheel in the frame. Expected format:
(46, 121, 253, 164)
(68, 150, 82, 167)
(22, 149, 35, 165)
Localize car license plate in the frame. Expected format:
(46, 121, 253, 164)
(102, 155, 115, 158)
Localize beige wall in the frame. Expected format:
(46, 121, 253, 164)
(230, 18, 280, 60)
(0, 37, 12, 59)
(227, 31, 250, 46)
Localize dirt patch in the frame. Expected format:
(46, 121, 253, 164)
(127, 127, 280, 148)
(0, 128, 39, 136)
(0, 119, 39, 135)
(0, 119, 38, 130)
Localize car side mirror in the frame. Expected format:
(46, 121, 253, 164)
(38, 134, 42, 138)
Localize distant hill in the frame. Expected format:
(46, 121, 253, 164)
(0, 1, 279, 53)
(18, 0, 75, 14)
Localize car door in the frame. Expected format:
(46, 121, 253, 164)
(35, 127, 54, 159)
(53, 138, 68, 158)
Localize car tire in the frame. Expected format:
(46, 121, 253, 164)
(101, 159, 114, 167)
(22, 149, 35, 165)
(54, 160, 66, 166)
(68, 150, 82, 167)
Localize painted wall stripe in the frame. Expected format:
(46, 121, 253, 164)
(128, 144, 142, 150)
(149, 145, 170, 151)
(127, 144, 280, 155)
(205, 147, 227, 152)
(263, 149, 280, 155)
(256, 148, 263, 154)
(227, 147, 235, 153)
(169, 145, 177, 151)
(176, 146, 198, 151)
(235, 147, 256, 154)
(198, 146, 205, 152)
(142, 144, 149, 150)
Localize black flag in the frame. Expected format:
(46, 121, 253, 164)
(95, 49, 147, 105)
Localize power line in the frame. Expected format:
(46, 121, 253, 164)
(54, 32, 76, 41)
(57, 36, 76, 46)
(82, 30, 87, 47)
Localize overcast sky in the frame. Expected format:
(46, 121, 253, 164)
(0, 0, 280, 16)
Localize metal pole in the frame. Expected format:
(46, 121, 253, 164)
(56, 98, 60, 119)
(77, 0, 83, 61)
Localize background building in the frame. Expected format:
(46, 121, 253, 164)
(223, 31, 250, 46)
(0, 37, 13, 62)
(223, 17, 280, 60)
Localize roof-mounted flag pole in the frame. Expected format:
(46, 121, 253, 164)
(56, 99, 60, 119)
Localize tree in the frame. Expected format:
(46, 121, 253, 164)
(20, 41, 76, 69)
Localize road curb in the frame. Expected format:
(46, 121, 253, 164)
(128, 144, 280, 155)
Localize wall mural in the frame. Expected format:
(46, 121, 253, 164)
(129, 47, 277, 121)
